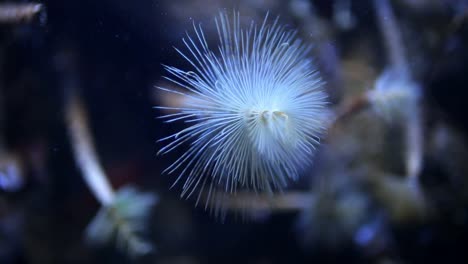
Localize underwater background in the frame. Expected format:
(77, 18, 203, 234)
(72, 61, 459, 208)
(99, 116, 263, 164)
(1, 0, 468, 263)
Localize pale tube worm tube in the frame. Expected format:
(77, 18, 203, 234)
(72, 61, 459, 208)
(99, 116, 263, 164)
(405, 105, 423, 181)
(374, 0, 423, 180)
(66, 95, 115, 206)
(0, 3, 43, 24)
(374, 0, 409, 77)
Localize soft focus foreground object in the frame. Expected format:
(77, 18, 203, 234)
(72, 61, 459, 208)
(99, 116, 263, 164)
(157, 11, 327, 209)
(86, 186, 158, 256)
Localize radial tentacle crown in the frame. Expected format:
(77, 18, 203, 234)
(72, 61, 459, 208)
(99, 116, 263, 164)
(157, 11, 327, 206)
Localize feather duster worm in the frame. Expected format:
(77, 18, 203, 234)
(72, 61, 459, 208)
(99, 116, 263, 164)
(157, 11, 327, 207)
